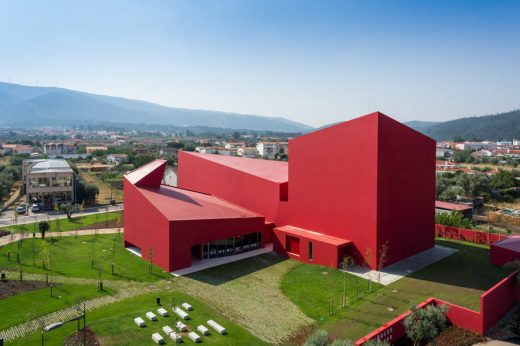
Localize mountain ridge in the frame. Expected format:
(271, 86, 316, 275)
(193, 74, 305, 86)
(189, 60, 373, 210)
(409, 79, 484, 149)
(0, 82, 313, 132)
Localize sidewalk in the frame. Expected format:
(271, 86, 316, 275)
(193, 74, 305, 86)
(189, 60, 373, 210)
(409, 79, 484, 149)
(0, 228, 120, 247)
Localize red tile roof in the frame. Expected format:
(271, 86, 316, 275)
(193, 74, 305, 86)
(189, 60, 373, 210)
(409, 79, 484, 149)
(435, 201, 473, 211)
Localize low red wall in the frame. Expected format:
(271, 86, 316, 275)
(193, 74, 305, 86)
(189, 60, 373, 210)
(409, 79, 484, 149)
(435, 224, 505, 245)
(481, 271, 520, 332)
(355, 270, 520, 345)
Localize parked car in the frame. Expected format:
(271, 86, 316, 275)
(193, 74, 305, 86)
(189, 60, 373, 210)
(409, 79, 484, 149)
(15, 204, 27, 214)
(31, 203, 41, 212)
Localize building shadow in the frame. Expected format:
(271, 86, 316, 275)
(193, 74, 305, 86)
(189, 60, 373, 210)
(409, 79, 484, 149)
(185, 252, 287, 286)
(403, 239, 511, 291)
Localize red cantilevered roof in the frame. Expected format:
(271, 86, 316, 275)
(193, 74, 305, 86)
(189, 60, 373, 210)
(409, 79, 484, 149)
(435, 201, 473, 211)
(275, 225, 351, 246)
(125, 160, 166, 187)
(182, 152, 288, 183)
(137, 184, 263, 221)
(493, 235, 520, 252)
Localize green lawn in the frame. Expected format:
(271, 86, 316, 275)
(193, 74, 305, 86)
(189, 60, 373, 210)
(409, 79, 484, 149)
(0, 282, 115, 330)
(6, 211, 122, 233)
(282, 239, 513, 342)
(0, 234, 171, 282)
(10, 291, 267, 346)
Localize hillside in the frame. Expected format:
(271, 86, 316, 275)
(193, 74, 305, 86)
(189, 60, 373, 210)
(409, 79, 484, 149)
(0, 82, 312, 132)
(408, 110, 520, 141)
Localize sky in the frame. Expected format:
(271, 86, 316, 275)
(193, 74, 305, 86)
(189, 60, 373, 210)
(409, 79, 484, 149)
(0, 0, 519, 128)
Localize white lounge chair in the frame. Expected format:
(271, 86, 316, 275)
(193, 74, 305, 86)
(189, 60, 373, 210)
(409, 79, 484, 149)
(207, 320, 226, 334)
(170, 332, 182, 343)
(134, 317, 145, 327)
(182, 302, 193, 311)
(173, 306, 189, 320)
(146, 311, 158, 321)
(188, 331, 201, 343)
(152, 332, 165, 344)
(163, 325, 174, 335)
(197, 325, 210, 335)
(176, 321, 188, 332)
(157, 307, 168, 317)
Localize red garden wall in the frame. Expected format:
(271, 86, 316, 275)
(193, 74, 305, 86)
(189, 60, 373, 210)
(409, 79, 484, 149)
(355, 270, 520, 345)
(435, 224, 506, 245)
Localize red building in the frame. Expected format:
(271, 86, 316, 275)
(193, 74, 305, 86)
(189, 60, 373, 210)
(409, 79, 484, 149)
(124, 112, 436, 271)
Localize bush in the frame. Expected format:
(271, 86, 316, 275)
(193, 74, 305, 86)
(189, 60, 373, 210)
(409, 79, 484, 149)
(435, 211, 472, 229)
(404, 304, 448, 346)
(304, 330, 329, 346)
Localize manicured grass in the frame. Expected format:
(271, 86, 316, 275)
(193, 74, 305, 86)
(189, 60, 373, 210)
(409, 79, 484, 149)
(282, 239, 513, 342)
(0, 234, 171, 282)
(280, 261, 379, 324)
(6, 211, 122, 233)
(11, 291, 266, 345)
(0, 282, 115, 330)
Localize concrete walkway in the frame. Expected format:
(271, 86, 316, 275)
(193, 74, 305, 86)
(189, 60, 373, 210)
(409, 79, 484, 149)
(345, 245, 458, 285)
(0, 228, 120, 247)
(170, 243, 274, 276)
(0, 204, 123, 227)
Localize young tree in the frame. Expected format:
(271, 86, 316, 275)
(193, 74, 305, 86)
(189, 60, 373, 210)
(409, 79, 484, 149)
(148, 247, 154, 273)
(60, 203, 78, 219)
(377, 241, 390, 286)
(111, 236, 117, 275)
(363, 248, 374, 293)
(38, 221, 49, 239)
(403, 304, 448, 346)
(341, 255, 354, 308)
(303, 329, 329, 346)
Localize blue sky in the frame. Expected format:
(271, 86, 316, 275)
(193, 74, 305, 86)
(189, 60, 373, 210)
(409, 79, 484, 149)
(0, 0, 519, 127)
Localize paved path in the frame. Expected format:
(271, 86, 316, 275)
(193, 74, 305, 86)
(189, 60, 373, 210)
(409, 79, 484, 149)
(0, 204, 123, 227)
(0, 228, 120, 247)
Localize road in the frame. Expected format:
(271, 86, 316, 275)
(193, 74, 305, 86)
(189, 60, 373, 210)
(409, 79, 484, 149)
(0, 203, 124, 227)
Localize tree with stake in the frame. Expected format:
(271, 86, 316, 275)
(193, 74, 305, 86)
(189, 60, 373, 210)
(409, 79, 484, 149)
(148, 247, 154, 273)
(90, 229, 95, 269)
(377, 241, 389, 286)
(54, 202, 60, 236)
(60, 203, 78, 220)
(341, 255, 354, 308)
(363, 248, 374, 293)
(111, 236, 117, 275)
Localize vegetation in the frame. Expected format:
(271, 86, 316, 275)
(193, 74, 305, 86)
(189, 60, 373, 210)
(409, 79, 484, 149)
(420, 109, 520, 141)
(6, 211, 121, 233)
(403, 304, 448, 346)
(436, 170, 519, 203)
(0, 164, 21, 201)
(38, 221, 49, 238)
(303, 329, 355, 346)
(60, 203, 79, 219)
(10, 291, 266, 346)
(0, 234, 171, 282)
(0, 283, 114, 330)
(435, 211, 472, 229)
(75, 178, 99, 204)
(283, 239, 511, 341)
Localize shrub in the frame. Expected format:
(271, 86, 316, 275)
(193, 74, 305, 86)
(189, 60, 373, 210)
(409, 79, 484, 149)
(304, 329, 329, 346)
(435, 211, 472, 229)
(364, 339, 390, 346)
(404, 304, 448, 346)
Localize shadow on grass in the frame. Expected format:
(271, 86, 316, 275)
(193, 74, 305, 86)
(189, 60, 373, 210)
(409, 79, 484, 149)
(403, 239, 511, 291)
(186, 252, 287, 286)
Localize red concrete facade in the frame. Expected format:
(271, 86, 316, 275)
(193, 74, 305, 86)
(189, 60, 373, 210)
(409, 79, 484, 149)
(126, 112, 436, 271)
(178, 112, 435, 269)
(490, 236, 520, 266)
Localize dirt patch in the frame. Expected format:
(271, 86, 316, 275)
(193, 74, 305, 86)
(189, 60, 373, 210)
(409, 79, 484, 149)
(76, 219, 121, 230)
(64, 326, 101, 346)
(433, 326, 486, 346)
(394, 326, 486, 346)
(0, 280, 48, 300)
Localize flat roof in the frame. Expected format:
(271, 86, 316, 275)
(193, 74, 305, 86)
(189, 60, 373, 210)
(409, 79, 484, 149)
(137, 184, 263, 221)
(435, 201, 473, 211)
(275, 225, 351, 246)
(28, 159, 73, 174)
(493, 235, 520, 253)
(182, 152, 288, 183)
